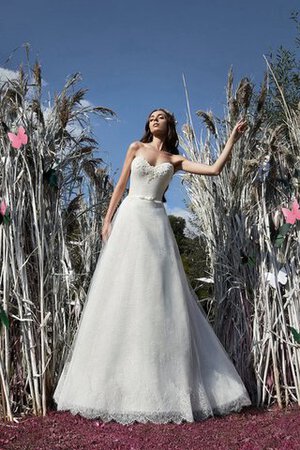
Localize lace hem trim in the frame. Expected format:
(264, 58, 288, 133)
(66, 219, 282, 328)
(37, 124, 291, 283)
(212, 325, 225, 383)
(56, 397, 252, 425)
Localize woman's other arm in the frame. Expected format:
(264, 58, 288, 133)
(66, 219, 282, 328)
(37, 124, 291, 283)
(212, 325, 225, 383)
(101, 142, 139, 241)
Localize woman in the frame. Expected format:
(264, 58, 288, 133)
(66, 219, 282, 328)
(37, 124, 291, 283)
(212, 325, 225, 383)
(53, 108, 251, 424)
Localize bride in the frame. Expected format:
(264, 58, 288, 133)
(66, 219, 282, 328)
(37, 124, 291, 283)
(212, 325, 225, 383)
(53, 108, 252, 424)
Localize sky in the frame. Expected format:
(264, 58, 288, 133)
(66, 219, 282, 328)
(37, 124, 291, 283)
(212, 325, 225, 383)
(0, 0, 299, 226)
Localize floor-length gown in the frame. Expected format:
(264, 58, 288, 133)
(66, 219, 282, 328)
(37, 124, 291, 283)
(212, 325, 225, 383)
(53, 154, 252, 424)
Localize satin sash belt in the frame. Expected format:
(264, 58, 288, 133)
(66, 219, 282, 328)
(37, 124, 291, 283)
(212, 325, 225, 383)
(127, 194, 163, 204)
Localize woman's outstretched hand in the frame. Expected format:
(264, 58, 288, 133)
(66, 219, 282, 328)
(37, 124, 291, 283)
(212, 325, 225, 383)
(231, 118, 248, 143)
(101, 221, 112, 243)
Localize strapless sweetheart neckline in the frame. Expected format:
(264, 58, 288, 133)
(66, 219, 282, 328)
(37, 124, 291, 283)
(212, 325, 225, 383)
(134, 155, 174, 172)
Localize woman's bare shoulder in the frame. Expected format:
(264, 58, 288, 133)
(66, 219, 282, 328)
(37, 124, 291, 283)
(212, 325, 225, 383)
(169, 153, 186, 173)
(172, 152, 185, 159)
(124, 142, 145, 161)
(128, 141, 144, 152)
(170, 153, 186, 164)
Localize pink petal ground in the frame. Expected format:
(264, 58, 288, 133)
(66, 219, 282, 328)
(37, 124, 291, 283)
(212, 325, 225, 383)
(0, 404, 299, 450)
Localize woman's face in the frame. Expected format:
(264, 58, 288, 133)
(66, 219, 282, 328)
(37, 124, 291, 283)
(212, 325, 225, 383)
(148, 110, 168, 136)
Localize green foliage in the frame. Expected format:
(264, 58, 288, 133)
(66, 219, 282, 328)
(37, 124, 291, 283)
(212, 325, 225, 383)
(288, 325, 300, 344)
(168, 215, 210, 302)
(274, 223, 291, 248)
(0, 304, 9, 331)
(264, 12, 300, 125)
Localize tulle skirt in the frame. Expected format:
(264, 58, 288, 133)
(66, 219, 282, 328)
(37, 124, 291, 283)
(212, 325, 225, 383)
(53, 195, 252, 424)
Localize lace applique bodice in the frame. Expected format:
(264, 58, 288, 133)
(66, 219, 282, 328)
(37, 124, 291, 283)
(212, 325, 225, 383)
(128, 155, 174, 202)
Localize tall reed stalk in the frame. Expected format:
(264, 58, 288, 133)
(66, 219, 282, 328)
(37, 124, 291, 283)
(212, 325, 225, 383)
(180, 66, 300, 408)
(0, 57, 116, 420)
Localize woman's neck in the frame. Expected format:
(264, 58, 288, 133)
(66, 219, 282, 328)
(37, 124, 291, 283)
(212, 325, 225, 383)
(150, 136, 166, 152)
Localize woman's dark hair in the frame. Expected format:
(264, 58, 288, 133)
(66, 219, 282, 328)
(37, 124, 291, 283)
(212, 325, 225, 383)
(140, 108, 180, 203)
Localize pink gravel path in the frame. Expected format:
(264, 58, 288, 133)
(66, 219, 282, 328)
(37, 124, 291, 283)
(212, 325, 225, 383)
(0, 404, 299, 449)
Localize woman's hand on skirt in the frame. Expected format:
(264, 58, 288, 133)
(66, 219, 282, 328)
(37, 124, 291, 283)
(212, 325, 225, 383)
(101, 221, 112, 243)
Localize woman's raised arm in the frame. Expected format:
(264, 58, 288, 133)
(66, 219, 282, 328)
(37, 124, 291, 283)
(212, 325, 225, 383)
(176, 119, 248, 176)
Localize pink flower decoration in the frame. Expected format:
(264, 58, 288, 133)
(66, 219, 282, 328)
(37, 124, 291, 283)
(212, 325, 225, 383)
(282, 199, 300, 225)
(7, 126, 28, 149)
(0, 199, 7, 217)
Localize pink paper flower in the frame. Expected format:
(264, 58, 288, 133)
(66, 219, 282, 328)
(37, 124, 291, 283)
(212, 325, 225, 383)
(0, 199, 7, 216)
(7, 126, 28, 149)
(282, 198, 300, 225)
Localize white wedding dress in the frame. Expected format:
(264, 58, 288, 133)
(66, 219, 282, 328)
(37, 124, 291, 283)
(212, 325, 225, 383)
(53, 154, 252, 424)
